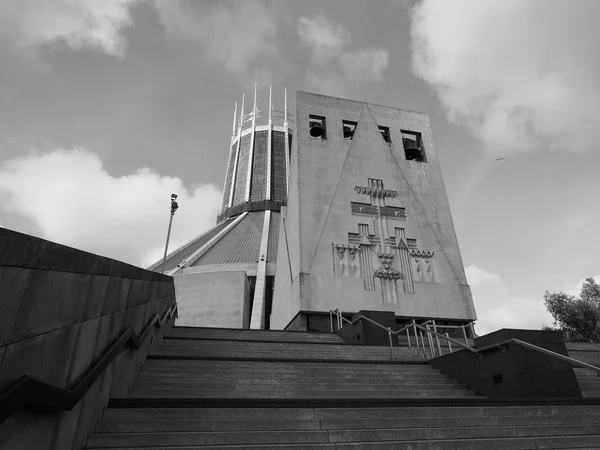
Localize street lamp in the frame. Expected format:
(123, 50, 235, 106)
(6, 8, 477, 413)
(159, 193, 179, 274)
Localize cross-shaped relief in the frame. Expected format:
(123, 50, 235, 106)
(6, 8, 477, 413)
(332, 178, 438, 303)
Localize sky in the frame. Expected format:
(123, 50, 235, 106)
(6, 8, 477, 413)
(1, 0, 599, 335)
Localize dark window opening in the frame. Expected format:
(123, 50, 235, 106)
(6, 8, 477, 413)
(342, 120, 357, 140)
(309, 115, 326, 139)
(401, 130, 426, 162)
(379, 126, 391, 143)
(247, 276, 257, 327)
(492, 373, 504, 383)
(264, 276, 275, 330)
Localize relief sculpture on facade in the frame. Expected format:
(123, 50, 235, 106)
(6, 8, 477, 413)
(332, 178, 439, 303)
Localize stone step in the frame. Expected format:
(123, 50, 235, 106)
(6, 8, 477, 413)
(133, 376, 461, 386)
(131, 382, 466, 392)
(143, 360, 433, 371)
(101, 405, 600, 422)
(168, 327, 345, 343)
(139, 369, 433, 378)
(84, 424, 600, 448)
(155, 341, 422, 360)
(127, 389, 479, 398)
(83, 435, 600, 450)
(94, 413, 600, 433)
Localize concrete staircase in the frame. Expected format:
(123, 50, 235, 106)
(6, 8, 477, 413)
(85, 327, 600, 449)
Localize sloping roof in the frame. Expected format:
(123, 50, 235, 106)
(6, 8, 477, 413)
(192, 211, 266, 266)
(150, 218, 233, 273)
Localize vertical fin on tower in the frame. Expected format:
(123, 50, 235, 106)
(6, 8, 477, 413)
(284, 85, 290, 190)
(266, 84, 273, 200)
(245, 82, 258, 202)
(228, 90, 245, 208)
(231, 99, 238, 137)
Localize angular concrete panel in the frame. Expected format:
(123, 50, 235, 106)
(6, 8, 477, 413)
(174, 271, 250, 328)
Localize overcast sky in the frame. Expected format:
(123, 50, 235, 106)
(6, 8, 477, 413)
(1, 0, 598, 335)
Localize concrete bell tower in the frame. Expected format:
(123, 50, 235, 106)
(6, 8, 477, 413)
(271, 91, 477, 331)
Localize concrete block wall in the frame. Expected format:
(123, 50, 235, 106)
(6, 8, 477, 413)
(0, 228, 176, 450)
(174, 271, 250, 328)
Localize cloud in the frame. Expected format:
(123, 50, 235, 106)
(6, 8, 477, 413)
(466, 264, 553, 335)
(298, 15, 389, 95)
(154, 0, 278, 73)
(0, 148, 222, 268)
(410, 0, 600, 153)
(0, 0, 139, 57)
(297, 16, 350, 61)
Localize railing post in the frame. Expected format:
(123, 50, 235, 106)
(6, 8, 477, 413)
(388, 327, 394, 361)
(462, 325, 469, 346)
(426, 326, 435, 358)
(413, 323, 420, 355)
(330, 311, 334, 333)
(468, 322, 476, 339)
(433, 320, 442, 356)
(419, 331, 428, 358)
(406, 327, 411, 349)
(446, 332, 452, 353)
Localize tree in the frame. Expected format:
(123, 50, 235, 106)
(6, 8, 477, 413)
(543, 277, 600, 342)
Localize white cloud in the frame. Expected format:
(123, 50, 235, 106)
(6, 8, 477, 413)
(154, 0, 278, 73)
(410, 0, 600, 153)
(0, 148, 222, 268)
(0, 0, 139, 57)
(298, 15, 389, 96)
(466, 264, 553, 335)
(298, 16, 350, 61)
(340, 48, 389, 84)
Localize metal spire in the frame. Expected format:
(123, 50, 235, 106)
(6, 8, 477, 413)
(252, 82, 258, 118)
(239, 90, 245, 132)
(268, 84, 272, 124)
(284, 85, 288, 127)
(232, 99, 238, 136)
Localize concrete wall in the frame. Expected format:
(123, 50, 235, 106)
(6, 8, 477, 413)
(272, 91, 476, 329)
(0, 228, 176, 450)
(431, 330, 581, 398)
(174, 271, 250, 328)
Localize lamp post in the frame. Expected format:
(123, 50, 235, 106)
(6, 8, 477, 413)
(159, 194, 179, 274)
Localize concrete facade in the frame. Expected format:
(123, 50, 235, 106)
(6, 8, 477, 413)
(174, 271, 250, 328)
(272, 91, 476, 330)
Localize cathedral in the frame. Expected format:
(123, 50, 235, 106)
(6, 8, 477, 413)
(148, 87, 477, 333)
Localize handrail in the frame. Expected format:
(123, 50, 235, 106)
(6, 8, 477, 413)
(481, 338, 600, 376)
(329, 309, 600, 376)
(0, 302, 178, 424)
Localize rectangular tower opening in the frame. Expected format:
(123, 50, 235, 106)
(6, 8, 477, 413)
(379, 126, 391, 143)
(309, 115, 327, 139)
(342, 120, 357, 140)
(401, 130, 426, 162)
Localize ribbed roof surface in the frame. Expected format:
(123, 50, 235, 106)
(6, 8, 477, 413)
(192, 211, 265, 266)
(156, 218, 233, 272)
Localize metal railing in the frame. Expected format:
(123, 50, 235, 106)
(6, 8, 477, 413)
(329, 309, 600, 377)
(0, 302, 178, 424)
